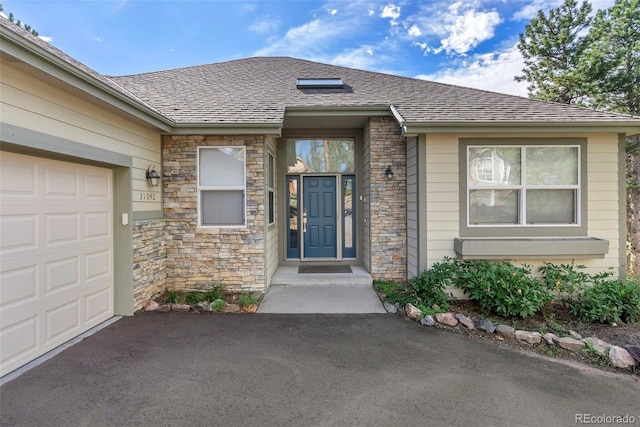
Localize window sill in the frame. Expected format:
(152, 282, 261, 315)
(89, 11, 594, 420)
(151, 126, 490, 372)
(453, 237, 609, 259)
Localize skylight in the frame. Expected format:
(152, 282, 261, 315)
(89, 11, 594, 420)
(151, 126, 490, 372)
(296, 78, 344, 89)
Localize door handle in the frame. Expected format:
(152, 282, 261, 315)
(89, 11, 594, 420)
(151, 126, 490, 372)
(303, 209, 307, 232)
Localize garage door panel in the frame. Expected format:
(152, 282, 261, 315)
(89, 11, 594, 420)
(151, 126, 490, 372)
(0, 155, 37, 197)
(0, 152, 114, 377)
(0, 214, 37, 252)
(45, 300, 80, 344)
(85, 249, 111, 281)
(86, 288, 112, 323)
(45, 213, 79, 245)
(45, 256, 79, 293)
(84, 171, 111, 199)
(0, 265, 38, 307)
(0, 316, 38, 367)
(84, 211, 111, 240)
(44, 167, 78, 198)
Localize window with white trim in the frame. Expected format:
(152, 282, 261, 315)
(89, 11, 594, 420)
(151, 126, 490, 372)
(267, 150, 275, 226)
(198, 146, 246, 227)
(467, 145, 580, 227)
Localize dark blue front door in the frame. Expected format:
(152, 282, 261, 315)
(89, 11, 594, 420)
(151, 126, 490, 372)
(303, 176, 337, 258)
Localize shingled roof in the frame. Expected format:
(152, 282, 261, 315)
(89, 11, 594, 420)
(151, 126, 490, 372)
(2, 14, 639, 132)
(110, 56, 639, 127)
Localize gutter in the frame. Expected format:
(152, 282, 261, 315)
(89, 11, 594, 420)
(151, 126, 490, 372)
(400, 120, 640, 137)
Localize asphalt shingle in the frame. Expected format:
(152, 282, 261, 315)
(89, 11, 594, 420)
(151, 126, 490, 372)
(110, 57, 639, 126)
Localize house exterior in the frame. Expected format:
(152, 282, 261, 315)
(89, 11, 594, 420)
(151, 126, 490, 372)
(2, 18, 640, 376)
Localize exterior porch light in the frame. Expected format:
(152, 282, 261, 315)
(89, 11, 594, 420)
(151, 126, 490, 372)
(384, 165, 394, 180)
(146, 164, 161, 187)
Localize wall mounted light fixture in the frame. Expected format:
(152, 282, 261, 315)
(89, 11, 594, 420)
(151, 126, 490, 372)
(146, 164, 161, 187)
(384, 164, 394, 180)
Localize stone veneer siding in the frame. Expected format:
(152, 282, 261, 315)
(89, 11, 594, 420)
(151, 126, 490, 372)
(162, 135, 266, 292)
(367, 117, 407, 282)
(132, 218, 167, 310)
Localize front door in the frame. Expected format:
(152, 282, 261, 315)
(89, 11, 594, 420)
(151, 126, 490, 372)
(303, 176, 337, 258)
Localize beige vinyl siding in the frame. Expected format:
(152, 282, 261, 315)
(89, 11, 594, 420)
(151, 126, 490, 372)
(425, 134, 459, 267)
(1, 62, 162, 213)
(265, 136, 279, 287)
(423, 133, 623, 279)
(406, 137, 419, 278)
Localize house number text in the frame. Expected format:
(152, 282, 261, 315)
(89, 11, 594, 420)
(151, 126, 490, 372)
(134, 191, 158, 202)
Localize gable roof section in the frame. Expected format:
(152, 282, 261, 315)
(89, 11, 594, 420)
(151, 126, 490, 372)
(0, 17, 171, 131)
(111, 56, 640, 134)
(2, 15, 639, 136)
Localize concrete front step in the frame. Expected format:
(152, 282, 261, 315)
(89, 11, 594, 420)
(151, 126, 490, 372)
(271, 266, 373, 287)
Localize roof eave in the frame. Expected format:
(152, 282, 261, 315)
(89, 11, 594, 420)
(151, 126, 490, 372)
(400, 121, 640, 136)
(169, 122, 283, 136)
(0, 24, 173, 132)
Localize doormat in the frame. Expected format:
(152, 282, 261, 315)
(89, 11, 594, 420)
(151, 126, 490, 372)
(298, 265, 353, 274)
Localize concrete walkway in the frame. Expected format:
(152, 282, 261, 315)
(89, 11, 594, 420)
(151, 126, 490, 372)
(258, 266, 386, 313)
(2, 314, 638, 426)
(258, 285, 387, 313)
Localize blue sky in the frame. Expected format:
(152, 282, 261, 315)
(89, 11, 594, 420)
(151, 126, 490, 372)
(1, 0, 615, 97)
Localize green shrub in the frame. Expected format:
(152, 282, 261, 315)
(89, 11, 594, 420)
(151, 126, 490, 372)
(570, 278, 640, 324)
(211, 299, 226, 312)
(164, 290, 180, 304)
(237, 292, 258, 306)
(205, 286, 223, 302)
(538, 262, 590, 303)
(185, 292, 204, 305)
(373, 280, 414, 306)
(408, 257, 458, 312)
(457, 260, 549, 318)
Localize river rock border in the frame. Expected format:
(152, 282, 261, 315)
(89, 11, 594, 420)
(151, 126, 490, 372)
(394, 302, 640, 372)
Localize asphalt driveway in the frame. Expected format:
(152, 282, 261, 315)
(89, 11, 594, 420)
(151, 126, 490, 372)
(1, 313, 638, 426)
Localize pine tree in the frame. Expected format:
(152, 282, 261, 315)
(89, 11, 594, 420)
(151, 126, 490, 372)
(515, 0, 593, 104)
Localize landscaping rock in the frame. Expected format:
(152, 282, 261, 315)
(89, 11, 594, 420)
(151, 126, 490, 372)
(242, 304, 258, 313)
(495, 325, 515, 340)
(455, 313, 475, 329)
(568, 330, 582, 340)
(581, 337, 612, 357)
(221, 303, 240, 313)
(477, 319, 496, 334)
(156, 304, 171, 313)
(192, 301, 211, 313)
(543, 333, 558, 345)
(420, 315, 436, 326)
(435, 312, 458, 327)
(556, 337, 585, 352)
(515, 330, 542, 345)
(405, 303, 423, 320)
(609, 346, 636, 369)
(383, 302, 398, 314)
(171, 304, 191, 312)
(144, 300, 159, 312)
(624, 346, 640, 364)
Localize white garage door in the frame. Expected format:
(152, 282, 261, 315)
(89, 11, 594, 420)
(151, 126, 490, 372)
(0, 151, 114, 376)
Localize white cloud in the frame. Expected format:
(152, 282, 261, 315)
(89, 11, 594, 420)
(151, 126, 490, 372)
(417, 44, 528, 97)
(408, 24, 422, 37)
(513, 0, 615, 21)
(39, 35, 53, 42)
(380, 4, 401, 24)
(244, 3, 258, 13)
(435, 4, 502, 55)
(368, 9, 375, 16)
(253, 18, 348, 57)
(329, 9, 338, 15)
(249, 16, 280, 34)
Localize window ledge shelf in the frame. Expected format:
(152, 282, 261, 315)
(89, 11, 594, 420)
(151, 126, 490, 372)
(454, 237, 609, 260)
